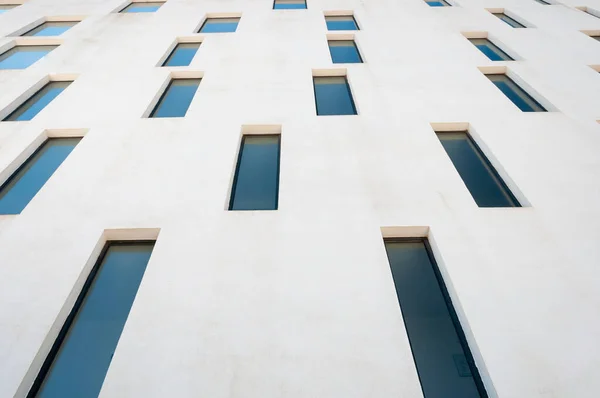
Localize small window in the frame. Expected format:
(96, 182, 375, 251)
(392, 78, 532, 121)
(437, 131, 520, 207)
(325, 15, 359, 31)
(425, 0, 451, 6)
(328, 40, 362, 63)
(27, 241, 155, 397)
(273, 0, 306, 9)
(4, 81, 72, 121)
(198, 17, 240, 33)
(162, 43, 200, 67)
(150, 78, 201, 118)
(492, 12, 526, 28)
(383, 239, 489, 398)
(313, 76, 357, 115)
(0, 137, 80, 214)
(0, 45, 58, 69)
(120, 1, 164, 13)
(486, 74, 546, 112)
(0, 4, 19, 14)
(468, 38, 513, 61)
(229, 135, 281, 211)
(22, 21, 78, 36)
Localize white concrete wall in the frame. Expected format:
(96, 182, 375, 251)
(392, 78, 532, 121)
(0, 0, 600, 396)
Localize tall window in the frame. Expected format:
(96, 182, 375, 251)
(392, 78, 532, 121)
(4, 81, 72, 121)
(22, 21, 78, 36)
(383, 239, 488, 398)
(28, 241, 155, 397)
(198, 17, 240, 33)
(149, 78, 201, 118)
(325, 15, 359, 30)
(229, 135, 281, 211)
(485, 74, 546, 112)
(492, 12, 526, 28)
(161, 43, 200, 67)
(313, 76, 357, 115)
(425, 0, 451, 7)
(328, 40, 363, 64)
(120, 2, 164, 13)
(468, 38, 513, 61)
(273, 0, 306, 9)
(0, 45, 58, 69)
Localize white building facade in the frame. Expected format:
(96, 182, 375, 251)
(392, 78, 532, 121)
(0, 0, 600, 396)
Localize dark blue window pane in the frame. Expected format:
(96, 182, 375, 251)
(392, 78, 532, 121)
(437, 132, 520, 207)
(313, 76, 357, 116)
(384, 240, 487, 398)
(468, 39, 512, 61)
(325, 16, 359, 31)
(199, 18, 240, 33)
(273, 0, 306, 9)
(162, 43, 200, 67)
(0, 138, 80, 214)
(230, 135, 280, 211)
(24, 22, 77, 36)
(0, 45, 57, 69)
(492, 13, 526, 28)
(426, 0, 450, 6)
(32, 242, 154, 398)
(328, 41, 362, 63)
(120, 2, 163, 13)
(487, 74, 546, 112)
(5, 81, 71, 122)
(150, 79, 200, 118)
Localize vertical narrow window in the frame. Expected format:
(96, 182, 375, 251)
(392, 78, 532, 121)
(0, 137, 80, 214)
(149, 78, 200, 118)
(120, 2, 164, 13)
(313, 76, 357, 115)
(328, 40, 363, 64)
(198, 17, 240, 33)
(492, 12, 526, 28)
(325, 15, 359, 31)
(468, 38, 513, 61)
(229, 135, 280, 211)
(273, 0, 306, 9)
(437, 131, 520, 207)
(28, 241, 155, 397)
(161, 43, 200, 67)
(383, 239, 488, 398)
(22, 21, 78, 36)
(425, 0, 451, 7)
(0, 45, 58, 69)
(485, 74, 546, 112)
(4, 81, 72, 121)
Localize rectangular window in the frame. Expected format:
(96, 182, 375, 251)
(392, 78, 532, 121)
(198, 17, 240, 33)
(0, 4, 18, 14)
(162, 43, 200, 67)
(229, 135, 280, 211)
(0, 45, 58, 69)
(22, 21, 78, 36)
(486, 74, 546, 112)
(0, 137, 80, 214)
(437, 131, 520, 207)
(468, 38, 513, 61)
(325, 15, 359, 31)
(383, 239, 488, 398)
(425, 0, 451, 6)
(149, 78, 200, 118)
(28, 241, 155, 397)
(492, 12, 526, 28)
(4, 81, 72, 121)
(328, 40, 363, 64)
(273, 0, 306, 9)
(120, 2, 164, 13)
(313, 76, 357, 115)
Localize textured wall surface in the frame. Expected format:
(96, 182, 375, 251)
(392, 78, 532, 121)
(0, 0, 600, 396)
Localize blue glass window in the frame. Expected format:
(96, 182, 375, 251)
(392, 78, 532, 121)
(120, 2, 164, 13)
(468, 38, 513, 61)
(328, 40, 362, 64)
(150, 78, 200, 118)
(0, 138, 80, 214)
(23, 21, 77, 36)
(384, 239, 488, 398)
(273, 0, 306, 9)
(492, 12, 526, 28)
(29, 242, 155, 398)
(486, 74, 546, 112)
(425, 0, 450, 6)
(0, 4, 18, 13)
(162, 43, 200, 67)
(437, 132, 520, 207)
(4, 81, 72, 121)
(0, 45, 58, 69)
(229, 135, 280, 211)
(325, 16, 359, 31)
(198, 17, 240, 33)
(313, 76, 357, 115)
